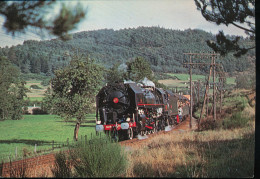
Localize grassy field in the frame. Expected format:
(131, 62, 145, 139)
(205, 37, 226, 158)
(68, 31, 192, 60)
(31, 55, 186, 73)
(24, 80, 48, 102)
(0, 114, 96, 162)
(159, 73, 236, 88)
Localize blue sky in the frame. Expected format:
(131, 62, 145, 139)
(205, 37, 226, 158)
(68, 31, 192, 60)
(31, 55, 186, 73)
(0, 0, 247, 48)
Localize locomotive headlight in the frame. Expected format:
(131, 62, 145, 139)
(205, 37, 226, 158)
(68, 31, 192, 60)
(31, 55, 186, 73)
(113, 97, 119, 103)
(126, 117, 130, 122)
(121, 123, 129, 129)
(96, 125, 104, 132)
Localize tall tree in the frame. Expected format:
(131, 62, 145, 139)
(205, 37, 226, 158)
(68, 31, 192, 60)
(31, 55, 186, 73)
(0, 1, 86, 40)
(106, 62, 126, 84)
(194, 0, 255, 57)
(44, 55, 104, 141)
(0, 56, 27, 120)
(126, 57, 154, 82)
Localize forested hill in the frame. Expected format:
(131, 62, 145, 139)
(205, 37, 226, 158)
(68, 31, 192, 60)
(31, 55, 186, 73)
(0, 26, 255, 76)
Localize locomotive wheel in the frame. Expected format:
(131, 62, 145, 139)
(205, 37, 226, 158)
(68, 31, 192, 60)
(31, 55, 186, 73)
(112, 128, 119, 142)
(146, 130, 151, 135)
(127, 127, 133, 140)
(140, 130, 145, 136)
(166, 118, 170, 127)
(151, 123, 156, 134)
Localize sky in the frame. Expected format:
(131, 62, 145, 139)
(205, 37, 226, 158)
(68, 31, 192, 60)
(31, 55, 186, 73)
(0, 0, 248, 48)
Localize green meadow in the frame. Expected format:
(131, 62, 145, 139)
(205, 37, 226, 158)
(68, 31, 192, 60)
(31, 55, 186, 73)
(0, 114, 96, 162)
(24, 80, 48, 102)
(166, 73, 236, 84)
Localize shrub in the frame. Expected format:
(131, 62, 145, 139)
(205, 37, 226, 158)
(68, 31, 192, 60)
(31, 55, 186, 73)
(222, 112, 250, 129)
(32, 108, 48, 115)
(51, 151, 72, 178)
(199, 118, 221, 131)
(70, 136, 127, 177)
(30, 85, 42, 89)
(52, 136, 128, 178)
(41, 78, 51, 86)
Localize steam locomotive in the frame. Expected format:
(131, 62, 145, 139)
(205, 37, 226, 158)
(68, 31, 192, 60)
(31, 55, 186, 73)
(95, 79, 190, 140)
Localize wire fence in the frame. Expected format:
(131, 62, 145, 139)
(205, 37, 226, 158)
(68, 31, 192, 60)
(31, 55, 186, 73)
(0, 131, 111, 163)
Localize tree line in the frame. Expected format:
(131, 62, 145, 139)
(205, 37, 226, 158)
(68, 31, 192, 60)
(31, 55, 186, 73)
(0, 27, 255, 77)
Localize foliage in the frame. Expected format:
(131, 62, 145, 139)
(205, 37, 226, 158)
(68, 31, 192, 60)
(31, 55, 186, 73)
(0, 27, 254, 77)
(235, 72, 255, 89)
(126, 56, 154, 82)
(105, 62, 125, 84)
(40, 78, 51, 86)
(0, 1, 86, 40)
(69, 136, 127, 177)
(44, 55, 104, 121)
(222, 112, 251, 130)
(29, 85, 42, 89)
(51, 151, 72, 178)
(0, 56, 27, 120)
(194, 0, 255, 57)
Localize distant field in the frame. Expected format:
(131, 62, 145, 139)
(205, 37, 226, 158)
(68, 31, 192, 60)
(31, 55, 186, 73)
(25, 80, 48, 101)
(159, 73, 236, 88)
(0, 114, 96, 162)
(166, 73, 205, 81)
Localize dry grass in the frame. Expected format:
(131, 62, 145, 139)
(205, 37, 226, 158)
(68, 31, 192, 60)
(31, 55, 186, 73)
(126, 118, 255, 178)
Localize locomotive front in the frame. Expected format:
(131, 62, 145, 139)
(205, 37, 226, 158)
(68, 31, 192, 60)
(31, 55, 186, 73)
(95, 82, 137, 138)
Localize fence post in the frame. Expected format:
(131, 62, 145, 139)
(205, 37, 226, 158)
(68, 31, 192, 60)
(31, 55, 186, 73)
(34, 144, 37, 153)
(67, 138, 69, 147)
(15, 147, 17, 159)
(52, 140, 54, 150)
(81, 135, 83, 144)
(85, 135, 87, 146)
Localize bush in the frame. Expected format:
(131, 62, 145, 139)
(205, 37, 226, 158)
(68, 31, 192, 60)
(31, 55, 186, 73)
(32, 108, 48, 115)
(52, 136, 128, 178)
(41, 78, 51, 86)
(222, 112, 250, 129)
(30, 85, 42, 89)
(71, 136, 127, 177)
(51, 152, 72, 178)
(199, 118, 221, 131)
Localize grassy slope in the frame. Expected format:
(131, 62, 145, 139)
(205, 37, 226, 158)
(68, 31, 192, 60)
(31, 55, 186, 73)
(126, 89, 255, 178)
(0, 114, 96, 162)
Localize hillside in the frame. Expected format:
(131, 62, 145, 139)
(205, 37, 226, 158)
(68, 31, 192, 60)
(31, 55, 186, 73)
(0, 27, 255, 76)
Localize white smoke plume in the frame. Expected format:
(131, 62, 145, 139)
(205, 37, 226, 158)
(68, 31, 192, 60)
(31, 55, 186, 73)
(140, 77, 155, 87)
(118, 63, 128, 72)
(124, 79, 135, 84)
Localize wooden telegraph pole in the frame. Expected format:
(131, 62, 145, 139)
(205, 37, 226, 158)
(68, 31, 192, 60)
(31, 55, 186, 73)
(189, 55, 193, 129)
(213, 55, 216, 121)
(183, 52, 220, 130)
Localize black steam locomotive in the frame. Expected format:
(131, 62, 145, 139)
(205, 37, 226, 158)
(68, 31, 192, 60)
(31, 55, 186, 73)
(95, 80, 190, 140)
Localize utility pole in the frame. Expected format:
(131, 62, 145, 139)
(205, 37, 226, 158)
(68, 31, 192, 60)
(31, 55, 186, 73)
(183, 52, 220, 130)
(197, 80, 200, 107)
(189, 55, 193, 129)
(213, 54, 216, 121)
